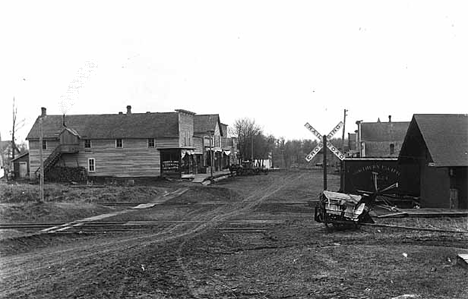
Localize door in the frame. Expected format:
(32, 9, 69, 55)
(19, 162, 28, 178)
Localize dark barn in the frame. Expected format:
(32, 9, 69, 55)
(398, 114, 468, 209)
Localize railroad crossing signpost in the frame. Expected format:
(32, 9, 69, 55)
(304, 121, 345, 190)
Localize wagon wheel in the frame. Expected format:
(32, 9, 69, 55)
(322, 209, 332, 229)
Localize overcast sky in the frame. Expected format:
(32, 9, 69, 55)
(1, 0, 467, 144)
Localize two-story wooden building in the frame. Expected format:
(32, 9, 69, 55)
(26, 106, 199, 180)
(355, 116, 409, 158)
(193, 114, 224, 173)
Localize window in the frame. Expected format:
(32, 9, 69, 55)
(88, 158, 95, 172)
(148, 138, 155, 148)
(116, 139, 123, 148)
(390, 143, 395, 155)
(42, 140, 47, 150)
(84, 139, 91, 148)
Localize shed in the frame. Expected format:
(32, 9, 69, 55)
(10, 152, 30, 179)
(398, 114, 468, 209)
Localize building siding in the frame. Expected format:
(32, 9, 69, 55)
(362, 141, 403, 158)
(29, 139, 60, 176)
(420, 163, 451, 208)
(30, 138, 165, 178)
(178, 112, 194, 148)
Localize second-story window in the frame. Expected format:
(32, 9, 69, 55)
(148, 138, 155, 148)
(84, 139, 91, 148)
(42, 140, 47, 150)
(116, 139, 123, 148)
(390, 143, 395, 155)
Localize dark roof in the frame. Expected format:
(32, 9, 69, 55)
(361, 121, 410, 142)
(194, 114, 223, 136)
(399, 114, 468, 167)
(10, 152, 29, 162)
(26, 112, 180, 140)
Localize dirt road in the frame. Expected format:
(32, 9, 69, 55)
(1, 170, 467, 298)
(0, 171, 307, 298)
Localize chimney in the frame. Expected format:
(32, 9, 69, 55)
(41, 107, 47, 117)
(388, 115, 392, 122)
(126, 105, 132, 114)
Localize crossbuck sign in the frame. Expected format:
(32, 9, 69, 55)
(304, 122, 345, 162)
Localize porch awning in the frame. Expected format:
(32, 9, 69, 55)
(181, 149, 195, 157)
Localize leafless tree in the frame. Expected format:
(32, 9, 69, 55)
(10, 97, 25, 160)
(232, 118, 262, 161)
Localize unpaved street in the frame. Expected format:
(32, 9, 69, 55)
(1, 170, 467, 298)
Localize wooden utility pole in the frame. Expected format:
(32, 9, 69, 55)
(323, 135, 327, 190)
(340, 109, 347, 190)
(341, 109, 347, 152)
(39, 117, 44, 202)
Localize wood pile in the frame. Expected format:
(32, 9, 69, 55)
(45, 166, 88, 182)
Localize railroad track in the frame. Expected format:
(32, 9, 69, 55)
(0, 219, 284, 234)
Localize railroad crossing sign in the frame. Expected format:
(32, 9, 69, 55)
(304, 121, 345, 161)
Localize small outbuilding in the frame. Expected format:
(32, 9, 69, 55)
(10, 152, 30, 179)
(398, 114, 468, 209)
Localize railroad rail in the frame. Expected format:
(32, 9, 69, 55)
(0, 219, 282, 234)
(360, 222, 468, 234)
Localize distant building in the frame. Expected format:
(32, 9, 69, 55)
(347, 132, 357, 152)
(398, 114, 468, 209)
(194, 114, 235, 172)
(355, 115, 409, 158)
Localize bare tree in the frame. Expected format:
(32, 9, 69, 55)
(232, 118, 261, 161)
(10, 97, 25, 160)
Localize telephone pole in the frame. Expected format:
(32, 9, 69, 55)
(39, 115, 44, 203)
(340, 109, 347, 190)
(341, 109, 347, 152)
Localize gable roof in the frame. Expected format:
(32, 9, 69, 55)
(10, 152, 29, 163)
(194, 114, 223, 136)
(61, 127, 81, 138)
(361, 121, 410, 142)
(399, 114, 468, 167)
(26, 112, 180, 140)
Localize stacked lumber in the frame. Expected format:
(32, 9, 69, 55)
(45, 166, 88, 182)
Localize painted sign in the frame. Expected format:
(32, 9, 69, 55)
(304, 121, 345, 161)
(326, 141, 345, 160)
(326, 121, 343, 139)
(304, 122, 323, 140)
(305, 142, 323, 162)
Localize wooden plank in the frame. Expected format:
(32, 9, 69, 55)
(457, 254, 468, 269)
(403, 210, 468, 218)
(377, 212, 408, 218)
